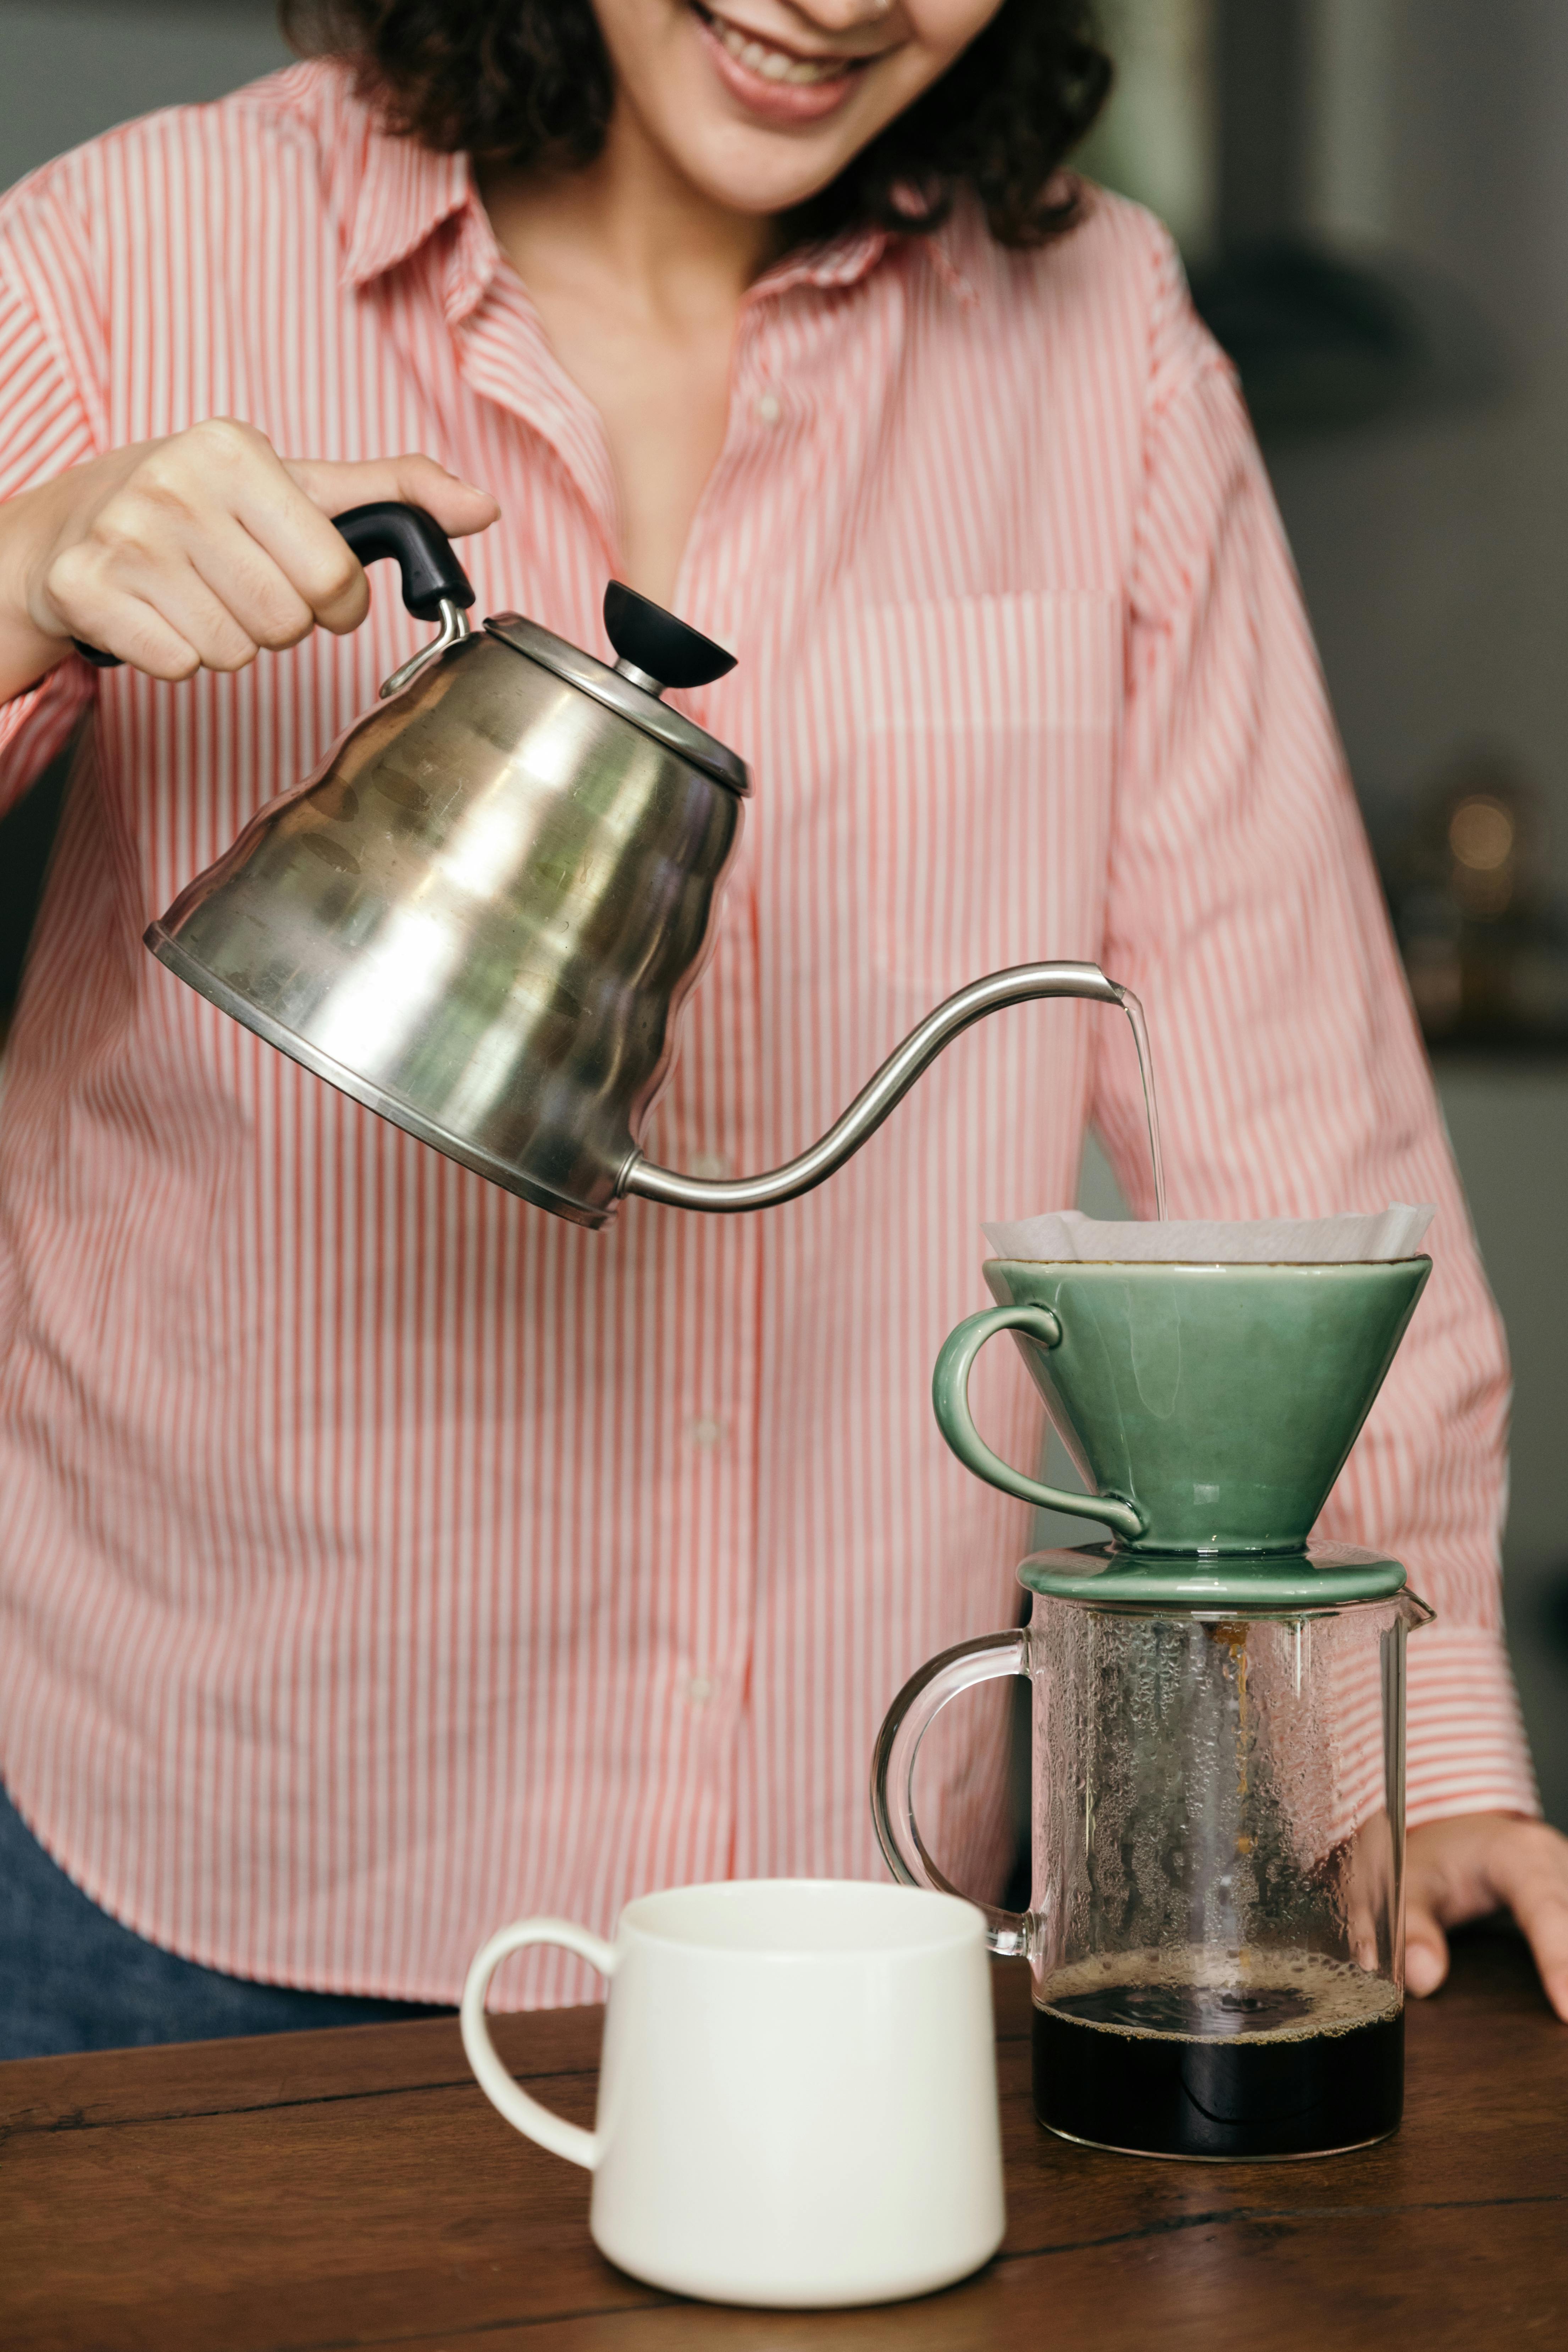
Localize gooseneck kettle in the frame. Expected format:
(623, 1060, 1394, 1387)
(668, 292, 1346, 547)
(124, 504, 1129, 1227)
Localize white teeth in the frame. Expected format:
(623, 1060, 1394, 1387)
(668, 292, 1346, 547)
(707, 11, 849, 87)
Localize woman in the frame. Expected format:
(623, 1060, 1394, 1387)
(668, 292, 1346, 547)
(0, 2, 1563, 2055)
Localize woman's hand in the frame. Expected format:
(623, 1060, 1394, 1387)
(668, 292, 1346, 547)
(1406, 1811, 1568, 2020)
(0, 420, 499, 702)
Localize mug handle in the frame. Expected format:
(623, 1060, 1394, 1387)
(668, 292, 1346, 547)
(872, 1631, 1034, 1959)
(461, 1918, 618, 2170)
(931, 1304, 1143, 1543)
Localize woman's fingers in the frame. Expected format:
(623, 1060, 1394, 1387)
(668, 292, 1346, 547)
(31, 424, 309, 665)
(126, 558, 268, 674)
(1341, 1817, 1388, 1975)
(1404, 1901, 1451, 1998)
(239, 451, 500, 638)
(1404, 1813, 1474, 1996)
(41, 544, 207, 679)
(188, 510, 322, 653)
(1405, 1812, 1568, 2020)
(286, 453, 500, 547)
(18, 422, 500, 682)
(1481, 1819, 1568, 2022)
(162, 422, 371, 638)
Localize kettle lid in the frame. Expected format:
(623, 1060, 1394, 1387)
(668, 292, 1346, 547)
(485, 583, 750, 796)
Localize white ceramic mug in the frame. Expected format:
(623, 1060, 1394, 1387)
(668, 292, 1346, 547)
(461, 1878, 1006, 2308)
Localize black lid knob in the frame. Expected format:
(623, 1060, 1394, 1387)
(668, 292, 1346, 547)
(603, 582, 736, 694)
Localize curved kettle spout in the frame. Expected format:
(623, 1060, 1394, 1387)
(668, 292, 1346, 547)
(621, 962, 1125, 1214)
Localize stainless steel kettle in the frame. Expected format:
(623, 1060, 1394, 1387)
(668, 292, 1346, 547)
(138, 505, 1130, 1227)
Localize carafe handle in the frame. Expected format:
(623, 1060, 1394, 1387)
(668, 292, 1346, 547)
(931, 1304, 1145, 1542)
(871, 1631, 1034, 1959)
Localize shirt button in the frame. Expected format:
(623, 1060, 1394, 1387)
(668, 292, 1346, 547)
(690, 1151, 730, 1181)
(687, 1416, 725, 1448)
(687, 1675, 714, 1705)
(755, 389, 782, 426)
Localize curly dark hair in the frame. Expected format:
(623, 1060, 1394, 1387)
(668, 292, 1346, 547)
(281, 3, 1112, 249)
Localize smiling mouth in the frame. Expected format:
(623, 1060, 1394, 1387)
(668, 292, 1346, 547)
(689, 3, 875, 89)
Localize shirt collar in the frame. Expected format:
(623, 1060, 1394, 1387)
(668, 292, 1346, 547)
(340, 122, 481, 296)
(755, 223, 893, 301)
(338, 115, 979, 314)
(753, 216, 979, 307)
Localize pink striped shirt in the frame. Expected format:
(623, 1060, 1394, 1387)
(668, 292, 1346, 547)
(0, 63, 1536, 2005)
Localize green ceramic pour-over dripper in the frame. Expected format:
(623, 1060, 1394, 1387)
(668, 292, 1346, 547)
(932, 1256, 1431, 1604)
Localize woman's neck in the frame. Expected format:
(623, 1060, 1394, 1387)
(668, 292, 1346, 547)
(478, 105, 781, 608)
(481, 98, 780, 334)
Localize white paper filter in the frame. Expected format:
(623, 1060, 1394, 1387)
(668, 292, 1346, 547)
(981, 1204, 1436, 1265)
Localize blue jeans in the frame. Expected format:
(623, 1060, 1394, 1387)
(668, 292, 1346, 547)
(0, 1779, 450, 2058)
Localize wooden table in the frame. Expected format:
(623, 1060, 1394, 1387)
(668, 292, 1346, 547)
(4, 1927, 1564, 2351)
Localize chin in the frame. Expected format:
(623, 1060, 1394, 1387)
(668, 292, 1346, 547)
(668, 123, 864, 218)
(636, 71, 905, 221)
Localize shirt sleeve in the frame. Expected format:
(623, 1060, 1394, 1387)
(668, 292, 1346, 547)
(1093, 240, 1538, 1827)
(0, 180, 102, 816)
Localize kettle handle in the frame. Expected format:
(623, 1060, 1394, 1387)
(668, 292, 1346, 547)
(331, 503, 476, 620)
(72, 501, 475, 668)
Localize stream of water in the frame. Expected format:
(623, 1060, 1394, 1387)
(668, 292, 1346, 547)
(1112, 983, 1167, 1221)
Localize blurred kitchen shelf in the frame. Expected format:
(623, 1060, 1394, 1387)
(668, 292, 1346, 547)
(1191, 236, 1506, 443)
(1427, 1032, 1568, 1061)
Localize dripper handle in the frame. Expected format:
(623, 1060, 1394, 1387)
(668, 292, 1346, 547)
(932, 1304, 1145, 1543)
(872, 1630, 1034, 1959)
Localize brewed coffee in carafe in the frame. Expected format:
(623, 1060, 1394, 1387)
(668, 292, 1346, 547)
(1035, 1956, 1403, 2161)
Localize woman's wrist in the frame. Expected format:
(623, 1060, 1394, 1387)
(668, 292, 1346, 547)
(0, 477, 75, 704)
(0, 622, 73, 709)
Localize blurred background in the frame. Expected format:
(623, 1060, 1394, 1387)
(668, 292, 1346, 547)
(2, 2, 1566, 1824)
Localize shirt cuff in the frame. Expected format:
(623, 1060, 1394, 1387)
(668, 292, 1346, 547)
(0, 659, 90, 818)
(1406, 1622, 1541, 1826)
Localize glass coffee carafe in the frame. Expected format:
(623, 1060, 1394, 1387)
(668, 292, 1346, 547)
(874, 1579, 1429, 2160)
(873, 1252, 1435, 2161)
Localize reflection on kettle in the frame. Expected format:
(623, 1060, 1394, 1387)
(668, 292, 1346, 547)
(141, 504, 1134, 1227)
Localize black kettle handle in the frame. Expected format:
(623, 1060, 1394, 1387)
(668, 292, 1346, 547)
(331, 502, 476, 619)
(72, 500, 475, 669)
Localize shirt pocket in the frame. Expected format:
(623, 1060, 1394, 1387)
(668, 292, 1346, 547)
(826, 590, 1121, 1002)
